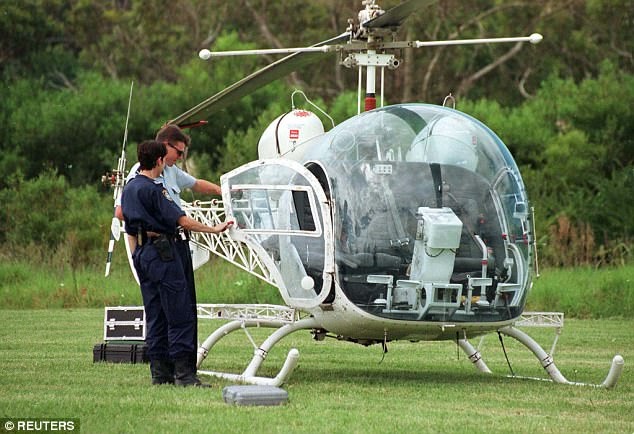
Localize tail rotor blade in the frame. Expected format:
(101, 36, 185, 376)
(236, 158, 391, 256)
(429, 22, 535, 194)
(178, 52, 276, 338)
(110, 217, 121, 242)
(104, 217, 122, 277)
(105, 237, 115, 276)
(104, 81, 133, 277)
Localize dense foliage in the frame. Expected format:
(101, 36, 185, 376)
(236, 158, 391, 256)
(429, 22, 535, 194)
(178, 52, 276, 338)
(461, 63, 634, 265)
(1, 0, 632, 267)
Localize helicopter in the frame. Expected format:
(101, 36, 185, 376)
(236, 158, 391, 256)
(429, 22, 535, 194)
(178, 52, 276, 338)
(107, 0, 623, 388)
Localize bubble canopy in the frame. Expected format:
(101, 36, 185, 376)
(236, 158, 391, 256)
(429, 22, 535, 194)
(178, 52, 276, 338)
(304, 104, 533, 322)
(303, 104, 523, 188)
(224, 104, 533, 323)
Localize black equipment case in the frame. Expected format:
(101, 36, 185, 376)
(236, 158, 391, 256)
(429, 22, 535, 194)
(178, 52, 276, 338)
(93, 306, 148, 364)
(103, 306, 146, 341)
(93, 342, 149, 364)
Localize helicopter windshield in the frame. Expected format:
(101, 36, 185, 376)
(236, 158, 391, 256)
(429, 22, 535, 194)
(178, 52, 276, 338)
(300, 104, 533, 323)
(303, 104, 522, 185)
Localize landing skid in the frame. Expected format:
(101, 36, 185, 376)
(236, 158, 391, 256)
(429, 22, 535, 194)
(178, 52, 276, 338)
(195, 306, 624, 388)
(458, 312, 624, 389)
(195, 304, 317, 386)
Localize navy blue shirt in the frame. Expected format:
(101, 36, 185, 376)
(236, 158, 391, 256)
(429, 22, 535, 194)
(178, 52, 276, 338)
(121, 174, 186, 236)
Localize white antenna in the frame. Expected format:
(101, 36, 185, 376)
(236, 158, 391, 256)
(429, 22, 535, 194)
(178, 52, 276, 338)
(105, 81, 134, 277)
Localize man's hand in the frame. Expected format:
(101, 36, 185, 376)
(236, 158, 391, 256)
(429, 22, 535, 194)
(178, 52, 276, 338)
(214, 220, 234, 233)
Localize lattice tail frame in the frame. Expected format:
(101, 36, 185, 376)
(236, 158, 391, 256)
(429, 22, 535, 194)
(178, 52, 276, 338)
(182, 200, 276, 286)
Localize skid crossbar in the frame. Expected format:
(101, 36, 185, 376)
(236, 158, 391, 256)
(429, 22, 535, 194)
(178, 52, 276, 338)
(196, 303, 318, 386)
(457, 312, 623, 389)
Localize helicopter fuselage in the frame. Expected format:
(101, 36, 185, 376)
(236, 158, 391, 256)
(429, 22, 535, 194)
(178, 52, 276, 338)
(221, 103, 535, 344)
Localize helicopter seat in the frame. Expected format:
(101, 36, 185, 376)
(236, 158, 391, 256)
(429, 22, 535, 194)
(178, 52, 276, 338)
(436, 166, 503, 288)
(405, 126, 500, 283)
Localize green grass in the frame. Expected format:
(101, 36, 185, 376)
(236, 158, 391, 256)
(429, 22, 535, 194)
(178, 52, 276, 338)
(527, 265, 634, 318)
(0, 255, 632, 432)
(0, 255, 282, 309)
(0, 309, 632, 434)
(1, 256, 633, 318)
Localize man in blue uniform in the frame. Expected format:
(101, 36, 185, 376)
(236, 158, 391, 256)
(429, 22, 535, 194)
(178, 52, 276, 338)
(115, 125, 220, 373)
(153, 125, 220, 371)
(121, 140, 233, 386)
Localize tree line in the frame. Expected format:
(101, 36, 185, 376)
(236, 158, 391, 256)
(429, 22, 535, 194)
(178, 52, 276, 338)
(0, 0, 632, 267)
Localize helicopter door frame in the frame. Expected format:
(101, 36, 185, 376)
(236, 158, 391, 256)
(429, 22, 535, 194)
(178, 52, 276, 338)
(490, 167, 531, 305)
(220, 159, 334, 309)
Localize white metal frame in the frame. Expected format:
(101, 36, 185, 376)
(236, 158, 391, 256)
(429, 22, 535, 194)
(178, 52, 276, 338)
(196, 303, 317, 386)
(182, 199, 276, 286)
(458, 311, 623, 388)
(197, 303, 297, 323)
(514, 311, 564, 355)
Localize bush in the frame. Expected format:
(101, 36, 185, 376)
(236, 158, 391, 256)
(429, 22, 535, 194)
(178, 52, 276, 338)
(461, 65, 634, 266)
(0, 171, 68, 246)
(0, 170, 111, 267)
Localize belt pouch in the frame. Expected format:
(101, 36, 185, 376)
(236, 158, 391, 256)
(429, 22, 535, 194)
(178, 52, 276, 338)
(153, 235, 173, 261)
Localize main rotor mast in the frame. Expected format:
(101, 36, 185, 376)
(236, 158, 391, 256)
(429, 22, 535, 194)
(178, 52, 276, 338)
(180, 0, 542, 127)
(198, 1, 541, 114)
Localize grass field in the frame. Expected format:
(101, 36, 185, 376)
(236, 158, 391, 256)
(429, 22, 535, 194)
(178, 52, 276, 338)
(0, 309, 632, 434)
(1, 258, 632, 317)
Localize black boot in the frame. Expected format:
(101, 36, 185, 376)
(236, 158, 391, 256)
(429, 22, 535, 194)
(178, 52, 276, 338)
(150, 359, 175, 385)
(173, 357, 210, 387)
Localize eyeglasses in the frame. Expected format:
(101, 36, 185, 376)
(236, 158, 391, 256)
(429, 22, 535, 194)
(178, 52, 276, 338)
(166, 142, 185, 157)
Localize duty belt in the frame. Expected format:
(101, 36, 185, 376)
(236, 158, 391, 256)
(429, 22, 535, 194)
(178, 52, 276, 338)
(137, 231, 160, 246)
(137, 229, 189, 246)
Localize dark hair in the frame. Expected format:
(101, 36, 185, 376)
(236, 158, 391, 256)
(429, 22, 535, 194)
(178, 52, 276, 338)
(155, 124, 191, 147)
(137, 140, 167, 170)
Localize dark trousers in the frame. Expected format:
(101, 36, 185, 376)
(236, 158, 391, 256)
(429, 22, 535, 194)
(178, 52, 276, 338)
(173, 240, 198, 354)
(133, 239, 196, 361)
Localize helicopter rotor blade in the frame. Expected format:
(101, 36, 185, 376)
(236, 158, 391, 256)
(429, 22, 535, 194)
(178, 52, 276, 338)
(363, 0, 436, 29)
(169, 32, 351, 128)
